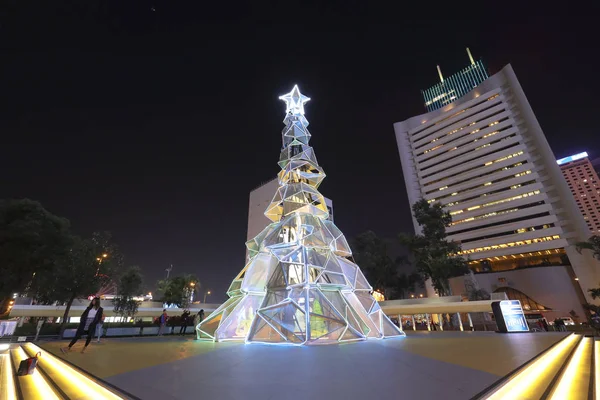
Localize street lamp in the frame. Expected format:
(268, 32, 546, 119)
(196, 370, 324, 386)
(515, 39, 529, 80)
(189, 282, 196, 302)
(204, 291, 211, 303)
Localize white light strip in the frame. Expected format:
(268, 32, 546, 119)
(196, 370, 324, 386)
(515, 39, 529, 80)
(557, 152, 588, 165)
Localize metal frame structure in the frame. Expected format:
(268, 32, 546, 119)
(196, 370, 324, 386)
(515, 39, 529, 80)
(197, 85, 403, 344)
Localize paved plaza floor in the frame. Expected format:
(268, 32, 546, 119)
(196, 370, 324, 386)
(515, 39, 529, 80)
(41, 331, 568, 400)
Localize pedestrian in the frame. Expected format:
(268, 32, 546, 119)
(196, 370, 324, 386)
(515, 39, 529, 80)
(158, 309, 168, 336)
(179, 309, 190, 335)
(559, 318, 568, 332)
(96, 314, 105, 343)
(194, 309, 205, 340)
(542, 319, 549, 332)
(61, 297, 103, 354)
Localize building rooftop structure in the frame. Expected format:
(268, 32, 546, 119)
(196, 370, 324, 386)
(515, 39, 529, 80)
(421, 48, 489, 112)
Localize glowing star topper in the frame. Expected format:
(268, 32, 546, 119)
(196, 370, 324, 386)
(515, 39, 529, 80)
(279, 84, 310, 115)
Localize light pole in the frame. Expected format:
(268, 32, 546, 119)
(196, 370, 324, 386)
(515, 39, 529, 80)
(95, 253, 109, 275)
(204, 291, 211, 303)
(189, 282, 196, 303)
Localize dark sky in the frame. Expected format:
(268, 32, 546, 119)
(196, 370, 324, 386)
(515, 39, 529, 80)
(1, 3, 598, 302)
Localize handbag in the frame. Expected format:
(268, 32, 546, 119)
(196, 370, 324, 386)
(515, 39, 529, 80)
(17, 352, 41, 376)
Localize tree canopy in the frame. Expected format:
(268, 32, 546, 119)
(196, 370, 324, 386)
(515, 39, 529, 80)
(0, 199, 72, 302)
(114, 265, 144, 319)
(351, 231, 395, 296)
(577, 235, 600, 261)
(399, 199, 469, 296)
(157, 274, 199, 308)
(32, 231, 123, 332)
(351, 232, 423, 299)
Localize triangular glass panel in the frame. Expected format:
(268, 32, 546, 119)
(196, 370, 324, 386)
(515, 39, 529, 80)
(369, 309, 382, 333)
(262, 289, 289, 308)
(285, 262, 306, 285)
(248, 315, 287, 343)
(197, 311, 223, 339)
(354, 268, 372, 291)
(339, 326, 364, 342)
(241, 253, 278, 293)
(355, 292, 376, 313)
(321, 291, 348, 317)
(345, 304, 369, 336)
(227, 279, 242, 297)
(309, 315, 345, 342)
(338, 258, 357, 288)
(341, 292, 380, 338)
(215, 295, 264, 340)
(317, 271, 347, 286)
(323, 255, 344, 274)
(267, 264, 288, 289)
(380, 313, 402, 337)
(260, 302, 305, 343)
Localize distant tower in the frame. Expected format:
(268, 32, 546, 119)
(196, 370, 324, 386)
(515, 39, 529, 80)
(197, 85, 403, 345)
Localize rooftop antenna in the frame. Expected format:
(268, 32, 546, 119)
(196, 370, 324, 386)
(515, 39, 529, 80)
(466, 47, 475, 65)
(436, 65, 444, 82)
(165, 264, 173, 279)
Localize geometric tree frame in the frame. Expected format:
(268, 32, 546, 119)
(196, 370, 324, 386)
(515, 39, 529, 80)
(197, 85, 403, 344)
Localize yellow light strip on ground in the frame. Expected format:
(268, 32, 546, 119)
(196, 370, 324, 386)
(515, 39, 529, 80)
(550, 337, 592, 399)
(25, 343, 122, 400)
(13, 346, 60, 400)
(486, 334, 579, 399)
(1, 354, 17, 400)
(592, 340, 600, 400)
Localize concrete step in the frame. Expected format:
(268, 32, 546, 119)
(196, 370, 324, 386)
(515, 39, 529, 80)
(10, 345, 62, 399)
(22, 343, 125, 400)
(546, 336, 593, 399)
(0, 349, 17, 400)
(480, 333, 582, 399)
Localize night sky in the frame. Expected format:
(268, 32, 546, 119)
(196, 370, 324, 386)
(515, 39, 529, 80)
(1, 3, 598, 302)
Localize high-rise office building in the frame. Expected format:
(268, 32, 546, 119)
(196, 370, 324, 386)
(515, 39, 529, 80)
(558, 152, 600, 234)
(591, 157, 600, 175)
(394, 64, 599, 317)
(421, 48, 489, 112)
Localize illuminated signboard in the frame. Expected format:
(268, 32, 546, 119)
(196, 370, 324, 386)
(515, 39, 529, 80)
(492, 300, 529, 333)
(557, 152, 588, 166)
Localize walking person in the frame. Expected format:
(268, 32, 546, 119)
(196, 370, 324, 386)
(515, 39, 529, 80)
(194, 309, 205, 340)
(96, 314, 105, 343)
(179, 309, 190, 335)
(158, 309, 168, 336)
(61, 297, 103, 354)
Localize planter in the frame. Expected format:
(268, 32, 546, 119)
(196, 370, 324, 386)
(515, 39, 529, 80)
(141, 327, 160, 335)
(62, 329, 77, 338)
(106, 327, 141, 337)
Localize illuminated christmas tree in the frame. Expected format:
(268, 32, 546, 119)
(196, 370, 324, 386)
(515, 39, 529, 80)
(197, 85, 403, 344)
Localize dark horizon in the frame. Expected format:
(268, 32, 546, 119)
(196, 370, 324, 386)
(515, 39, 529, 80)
(1, 4, 598, 302)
